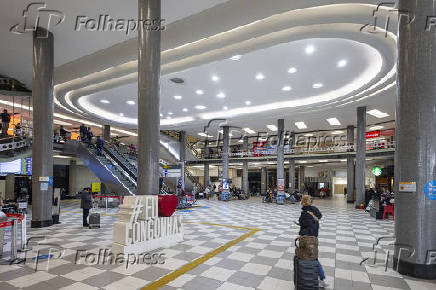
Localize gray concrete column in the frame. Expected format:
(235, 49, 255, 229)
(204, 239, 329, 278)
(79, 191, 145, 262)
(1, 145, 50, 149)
(31, 28, 54, 228)
(394, 0, 436, 278)
(277, 119, 285, 191)
(179, 131, 186, 190)
(221, 126, 230, 200)
(203, 140, 209, 188)
(298, 166, 305, 192)
(5, 174, 15, 200)
(137, 0, 161, 195)
(346, 125, 355, 203)
(103, 125, 111, 142)
(242, 136, 249, 194)
(288, 132, 295, 191)
(261, 167, 267, 194)
(355, 106, 366, 208)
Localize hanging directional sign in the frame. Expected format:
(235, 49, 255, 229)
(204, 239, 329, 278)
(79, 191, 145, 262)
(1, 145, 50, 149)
(424, 181, 436, 200)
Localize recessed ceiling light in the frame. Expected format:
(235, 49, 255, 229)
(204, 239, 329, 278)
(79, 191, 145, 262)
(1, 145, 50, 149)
(230, 55, 242, 61)
(182, 108, 189, 112)
(168, 112, 174, 116)
(340, 159, 347, 162)
(305, 45, 315, 55)
(318, 160, 329, 163)
(245, 101, 251, 106)
(282, 86, 292, 91)
(337, 59, 347, 68)
(217, 92, 226, 98)
(211, 75, 220, 82)
(326, 118, 341, 126)
(126, 100, 135, 105)
(255, 73, 265, 80)
(100, 100, 110, 104)
(119, 113, 124, 117)
(369, 125, 384, 130)
(198, 132, 213, 138)
(174, 95, 182, 100)
(367, 109, 390, 118)
(267, 125, 278, 131)
(166, 116, 171, 120)
(238, 139, 244, 143)
(243, 128, 256, 134)
(295, 122, 307, 129)
(299, 160, 308, 164)
(160, 113, 163, 117)
(223, 106, 228, 110)
(313, 83, 324, 89)
(195, 105, 206, 110)
(196, 90, 204, 95)
(331, 130, 344, 135)
(304, 133, 314, 137)
(288, 67, 297, 74)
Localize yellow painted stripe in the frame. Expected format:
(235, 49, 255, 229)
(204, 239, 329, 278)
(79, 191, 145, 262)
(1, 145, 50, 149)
(141, 223, 260, 290)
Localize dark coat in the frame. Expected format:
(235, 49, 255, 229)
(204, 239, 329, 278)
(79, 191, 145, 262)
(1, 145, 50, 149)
(298, 205, 322, 237)
(80, 191, 93, 209)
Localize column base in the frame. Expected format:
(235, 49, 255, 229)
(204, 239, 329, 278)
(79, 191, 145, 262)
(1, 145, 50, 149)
(347, 200, 355, 204)
(52, 215, 60, 224)
(31, 219, 53, 228)
(393, 258, 436, 279)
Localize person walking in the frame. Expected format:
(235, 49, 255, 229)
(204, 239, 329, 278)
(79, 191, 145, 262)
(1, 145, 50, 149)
(0, 109, 11, 136)
(80, 187, 92, 227)
(96, 136, 104, 156)
(298, 195, 328, 288)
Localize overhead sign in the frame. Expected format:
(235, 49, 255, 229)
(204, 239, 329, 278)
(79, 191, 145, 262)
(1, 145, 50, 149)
(366, 130, 381, 139)
(92, 183, 101, 193)
(166, 169, 181, 178)
(39, 176, 50, 182)
(424, 181, 436, 200)
(399, 182, 416, 192)
(372, 166, 382, 176)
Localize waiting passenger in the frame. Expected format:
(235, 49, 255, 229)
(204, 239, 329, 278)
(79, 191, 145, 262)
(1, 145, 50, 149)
(87, 127, 93, 144)
(0, 109, 11, 136)
(80, 187, 92, 227)
(298, 195, 328, 288)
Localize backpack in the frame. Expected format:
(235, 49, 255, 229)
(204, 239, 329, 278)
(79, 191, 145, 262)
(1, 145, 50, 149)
(295, 210, 319, 260)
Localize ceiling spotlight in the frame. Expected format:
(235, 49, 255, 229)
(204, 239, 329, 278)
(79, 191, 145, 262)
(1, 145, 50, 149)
(305, 45, 315, 55)
(223, 106, 228, 110)
(304, 133, 314, 137)
(331, 130, 344, 135)
(255, 73, 265, 80)
(243, 128, 256, 134)
(174, 95, 182, 100)
(318, 160, 328, 163)
(182, 108, 189, 112)
(295, 122, 307, 129)
(217, 92, 226, 99)
(195, 105, 206, 110)
(230, 55, 242, 61)
(211, 75, 220, 82)
(126, 100, 135, 105)
(313, 83, 324, 89)
(119, 113, 124, 117)
(282, 86, 292, 91)
(196, 90, 204, 95)
(160, 113, 163, 117)
(367, 109, 390, 118)
(337, 59, 347, 68)
(267, 125, 278, 131)
(369, 125, 384, 130)
(168, 112, 173, 115)
(245, 101, 251, 106)
(326, 118, 341, 126)
(288, 67, 297, 74)
(100, 100, 110, 104)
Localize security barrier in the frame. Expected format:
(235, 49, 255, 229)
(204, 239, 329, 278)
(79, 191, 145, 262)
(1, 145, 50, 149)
(0, 213, 26, 262)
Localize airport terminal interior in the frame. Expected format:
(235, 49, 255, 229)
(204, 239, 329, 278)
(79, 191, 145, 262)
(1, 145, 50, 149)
(0, 0, 435, 289)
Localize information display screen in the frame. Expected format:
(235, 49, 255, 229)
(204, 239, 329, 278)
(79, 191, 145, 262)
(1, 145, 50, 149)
(0, 159, 22, 174)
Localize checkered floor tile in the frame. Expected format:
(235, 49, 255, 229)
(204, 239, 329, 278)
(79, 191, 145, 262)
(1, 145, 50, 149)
(0, 197, 435, 289)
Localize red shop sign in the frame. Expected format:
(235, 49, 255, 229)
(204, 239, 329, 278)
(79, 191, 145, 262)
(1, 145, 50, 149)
(366, 130, 381, 139)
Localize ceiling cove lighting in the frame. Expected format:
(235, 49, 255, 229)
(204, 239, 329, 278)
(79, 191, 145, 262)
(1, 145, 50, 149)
(267, 125, 278, 131)
(255, 73, 265, 80)
(230, 55, 242, 61)
(211, 75, 220, 82)
(326, 118, 341, 126)
(331, 130, 344, 135)
(100, 100, 110, 104)
(282, 86, 292, 91)
(195, 105, 206, 110)
(243, 128, 256, 134)
(288, 67, 297, 74)
(195, 90, 204, 95)
(126, 100, 135, 105)
(367, 109, 390, 118)
(337, 59, 347, 68)
(305, 45, 315, 55)
(174, 95, 182, 100)
(369, 125, 384, 130)
(312, 83, 323, 89)
(217, 92, 226, 98)
(295, 122, 307, 129)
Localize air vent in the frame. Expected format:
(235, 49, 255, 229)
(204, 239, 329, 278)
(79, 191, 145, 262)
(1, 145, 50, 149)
(169, 78, 185, 84)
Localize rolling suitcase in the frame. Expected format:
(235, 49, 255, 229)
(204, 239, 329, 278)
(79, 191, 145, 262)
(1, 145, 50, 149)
(294, 256, 319, 290)
(89, 212, 100, 229)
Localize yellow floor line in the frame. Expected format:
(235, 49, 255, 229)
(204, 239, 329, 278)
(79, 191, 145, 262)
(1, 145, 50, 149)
(141, 222, 260, 290)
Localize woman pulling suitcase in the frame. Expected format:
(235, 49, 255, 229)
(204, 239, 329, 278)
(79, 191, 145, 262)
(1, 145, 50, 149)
(295, 195, 329, 289)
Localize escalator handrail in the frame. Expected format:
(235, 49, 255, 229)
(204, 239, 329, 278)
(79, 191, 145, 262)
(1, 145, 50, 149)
(103, 145, 137, 183)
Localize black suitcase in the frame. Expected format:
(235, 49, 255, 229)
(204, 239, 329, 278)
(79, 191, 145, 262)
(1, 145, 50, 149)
(89, 213, 100, 229)
(294, 256, 319, 290)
